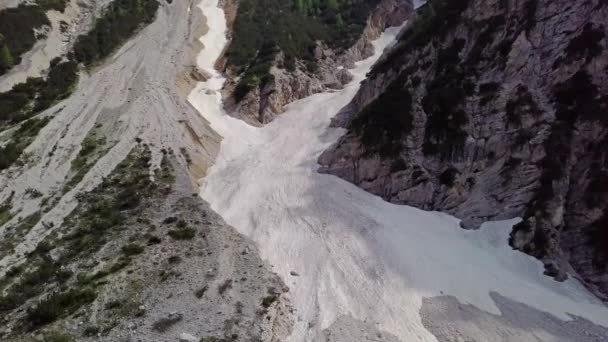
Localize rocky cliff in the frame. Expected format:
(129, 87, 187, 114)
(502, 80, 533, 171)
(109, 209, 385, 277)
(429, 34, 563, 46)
(221, 0, 413, 125)
(319, 0, 608, 298)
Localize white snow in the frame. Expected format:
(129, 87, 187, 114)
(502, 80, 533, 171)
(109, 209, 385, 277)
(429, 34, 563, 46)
(189, 1, 608, 341)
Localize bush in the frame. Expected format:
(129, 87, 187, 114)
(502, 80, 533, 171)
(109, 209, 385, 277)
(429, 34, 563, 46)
(167, 255, 181, 264)
(439, 167, 459, 187)
(261, 295, 278, 308)
(168, 227, 195, 240)
(152, 313, 182, 332)
(194, 285, 208, 298)
(555, 23, 605, 67)
(505, 85, 541, 126)
(36, 0, 69, 12)
(42, 330, 74, 342)
(26, 288, 96, 327)
(218, 279, 232, 295)
(121, 243, 144, 256)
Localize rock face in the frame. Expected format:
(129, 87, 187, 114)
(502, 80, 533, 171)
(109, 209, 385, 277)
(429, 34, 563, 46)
(319, 0, 608, 298)
(222, 0, 414, 126)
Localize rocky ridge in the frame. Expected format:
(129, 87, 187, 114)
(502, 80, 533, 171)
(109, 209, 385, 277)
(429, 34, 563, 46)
(319, 0, 608, 298)
(221, 0, 414, 126)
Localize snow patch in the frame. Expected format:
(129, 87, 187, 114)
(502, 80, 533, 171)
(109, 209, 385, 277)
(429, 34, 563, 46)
(189, 1, 608, 341)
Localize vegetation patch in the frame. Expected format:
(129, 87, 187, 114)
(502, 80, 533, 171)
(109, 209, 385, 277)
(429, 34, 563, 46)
(26, 288, 96, 328)
(513, 70, 605, 256)
(522, 0, 538, 34)
(0, 196, 13, 227)
(439, 167, 459, 187)
(555, 23, 605, 67)
(41, 330, 75, 342)
(0, 59, 77, 129)
(261, 294, 278, 308)
(167, 227, 195, 240)
(467, 16, 506, 66)
(36, 0, 69, 12)
(60, 146, 159, 262)
(373, 0, 471, 74)
(63, 127, 109, 193)
(0, 145, 175, 335)
(121, 243, 144, 256)
(227, 0, 383, 101)
(0, 116, 52, 170)
(0, 258, 71, 317)
(152, 313, 183, 332)
(505, 85, 541, 126)
(478, 81, 501, 106)
(588, 214, 608, 270)
(0, 0, 161, 171)
(421, 39, 470, 159)
(350, 73, 413, 157)
(72, 0, 160, 66)
(0, 5, 50, 75)
(0, 211, 41, 259)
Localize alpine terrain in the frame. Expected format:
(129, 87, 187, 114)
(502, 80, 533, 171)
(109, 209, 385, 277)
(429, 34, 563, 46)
(0, 0, 607, 341)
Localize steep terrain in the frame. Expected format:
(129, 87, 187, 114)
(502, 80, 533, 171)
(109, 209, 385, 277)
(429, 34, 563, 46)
(319, 0, 608, 297)
(0, 0, 292, 340)
(2, 0, 608, 341)
(220, 0, 414, 125)
(194, 3, 608, 342)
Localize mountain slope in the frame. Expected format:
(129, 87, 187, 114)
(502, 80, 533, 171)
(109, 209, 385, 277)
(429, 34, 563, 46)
(319, 0, 608, 297)
(220, 0, 413, 125)
(0, 1, 293, 340)
(193, 4, 608, 342)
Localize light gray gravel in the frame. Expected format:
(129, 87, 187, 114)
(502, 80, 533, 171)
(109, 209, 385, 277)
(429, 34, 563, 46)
(420, 292, 608, 342)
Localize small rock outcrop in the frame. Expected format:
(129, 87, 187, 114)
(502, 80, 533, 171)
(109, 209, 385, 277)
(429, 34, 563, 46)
(319, 0, 608, 298)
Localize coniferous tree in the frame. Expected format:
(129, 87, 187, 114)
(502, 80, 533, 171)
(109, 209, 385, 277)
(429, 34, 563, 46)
(0, 34, 14, 70)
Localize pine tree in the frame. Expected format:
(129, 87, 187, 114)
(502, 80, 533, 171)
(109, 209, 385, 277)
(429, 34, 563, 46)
(0, 34, 14, 70)
(326, 0, 340, 11)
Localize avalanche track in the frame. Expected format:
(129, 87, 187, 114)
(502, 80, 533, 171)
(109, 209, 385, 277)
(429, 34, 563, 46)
(189, 1, 608, 341)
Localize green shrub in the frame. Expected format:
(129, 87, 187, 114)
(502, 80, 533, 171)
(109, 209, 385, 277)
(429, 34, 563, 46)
(194, 285, 208, 298)
(42, 330, 74, 342)
(261, 295, 278, 308)
(36, 0, 69, 12)
(167, 255, 182, 264)
(439, 167, 459, 187)
(0, 260, 65, 312)
(26, 288, 96, 327)
(168, 227, 195, 240)
(555, 23, 605, 67)
(505, 85, 541, 126)
(121, 243, 144, 256)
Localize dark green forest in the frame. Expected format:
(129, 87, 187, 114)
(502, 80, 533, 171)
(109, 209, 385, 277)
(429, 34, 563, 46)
(227, 0, 381, 102)
(0, 5, 50, 75)
(72, 0, 159, 65)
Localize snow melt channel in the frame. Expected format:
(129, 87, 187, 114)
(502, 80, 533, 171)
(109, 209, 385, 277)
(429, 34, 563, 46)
(189, 1, 608, 341)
